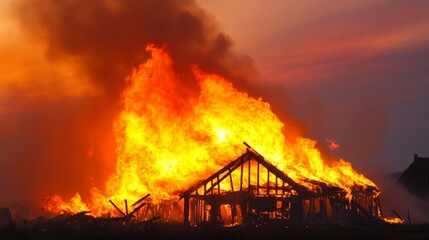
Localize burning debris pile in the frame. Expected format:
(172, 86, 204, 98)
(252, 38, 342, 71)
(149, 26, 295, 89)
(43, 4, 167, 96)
(37, 46, 394, 227)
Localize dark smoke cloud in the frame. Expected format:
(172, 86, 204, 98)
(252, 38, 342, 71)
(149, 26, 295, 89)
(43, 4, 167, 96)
(2, 0, 284, 217)
(14, 0, 258, 100)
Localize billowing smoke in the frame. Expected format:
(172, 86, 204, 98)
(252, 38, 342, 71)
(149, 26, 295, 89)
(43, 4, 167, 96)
(14, 0, 259, 100)
(1, 0, 291, 218)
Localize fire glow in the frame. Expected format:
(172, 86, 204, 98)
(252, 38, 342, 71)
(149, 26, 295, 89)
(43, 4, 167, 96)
(44, 45, 378, 219)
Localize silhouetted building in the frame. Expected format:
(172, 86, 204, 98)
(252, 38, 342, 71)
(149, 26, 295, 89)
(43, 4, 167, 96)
(398, 154, 429, 201)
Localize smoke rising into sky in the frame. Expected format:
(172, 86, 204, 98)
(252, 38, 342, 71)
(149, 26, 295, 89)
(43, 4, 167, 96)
(1, 0, 260, 216)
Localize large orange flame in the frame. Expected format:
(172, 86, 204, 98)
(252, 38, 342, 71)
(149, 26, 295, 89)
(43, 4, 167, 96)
(44, 45, 377, 218)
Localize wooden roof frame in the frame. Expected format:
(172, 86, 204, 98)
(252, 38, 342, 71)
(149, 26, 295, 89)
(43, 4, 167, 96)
(180, 143, 310, 199)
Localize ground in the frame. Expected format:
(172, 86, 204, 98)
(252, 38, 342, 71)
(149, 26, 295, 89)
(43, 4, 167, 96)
(1, 223, 429, 240)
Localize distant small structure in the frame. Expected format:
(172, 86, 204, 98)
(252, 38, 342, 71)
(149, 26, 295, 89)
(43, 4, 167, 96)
(398, 154, 429, 201)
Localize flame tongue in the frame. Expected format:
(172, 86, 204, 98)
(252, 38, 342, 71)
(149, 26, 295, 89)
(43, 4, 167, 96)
(45, 45, 377, 217)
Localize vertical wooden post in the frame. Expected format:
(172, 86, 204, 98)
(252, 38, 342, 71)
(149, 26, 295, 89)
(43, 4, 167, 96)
(311, 198, 315, 224)
(124, 199, 128, 215)
(267, 171, 270, 195)
(240, 161, 244, 191)
(229, 169, 234, 192)
(282, 181, 285, 196)
(275, 177, 278, 195)
(248, 158, 251, 190)
(195, 197, 199, 224)
(200, 198, 203, 223)
(320, 197, 327, 225)
(257, 162, 260, 195)
(217, 175, 220, 195)
(195, 194, 199, 224)
(184, 197, 190, 226)
(203, 200, 206, 222)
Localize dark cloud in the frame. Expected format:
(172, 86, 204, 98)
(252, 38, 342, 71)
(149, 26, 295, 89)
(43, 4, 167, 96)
(1, 0, 265, 215)
(13, 0, 258, 100)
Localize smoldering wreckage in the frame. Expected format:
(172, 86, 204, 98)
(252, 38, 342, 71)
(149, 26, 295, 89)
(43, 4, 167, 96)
(4, 144, 428, 239)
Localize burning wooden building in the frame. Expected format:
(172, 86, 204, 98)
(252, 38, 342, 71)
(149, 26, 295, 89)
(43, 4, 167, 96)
(40, 47, 387, 227)
(181, 143, 382, 227)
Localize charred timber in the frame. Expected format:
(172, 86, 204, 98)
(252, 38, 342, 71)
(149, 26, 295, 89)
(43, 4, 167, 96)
(181, 145, 383, 227)
(109, 200, 126, 217)
(132, 194, 151, 207)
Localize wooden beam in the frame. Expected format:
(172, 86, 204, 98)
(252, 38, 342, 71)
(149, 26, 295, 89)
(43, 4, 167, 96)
(229, 168, 234, 192)
(248, 157, 251, 189)
(275, 177, 278, 195)
(217, 175, 220, 195)
(124, 199, 128, 215)
(257, 162, 260, 195)
(180, 153, 247, 199)
(196, 197, 200, 223)
(282, 181, 285, 195)
(267, 170, 270, 195)
(127, 202, 147, 217)
(240, 159, 244, 191)
(132, 193, 150, 207)
(247, 150, 310, 195)
(204, 158, 246, 195)
(109, 200, 126, 217)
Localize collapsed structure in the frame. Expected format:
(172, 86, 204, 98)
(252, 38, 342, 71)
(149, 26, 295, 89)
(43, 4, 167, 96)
(181, 144, 382, 227)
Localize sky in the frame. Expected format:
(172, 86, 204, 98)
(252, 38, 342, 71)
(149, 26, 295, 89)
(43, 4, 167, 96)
(198, 0, 429, 175)
(0, 0, 429, 216)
